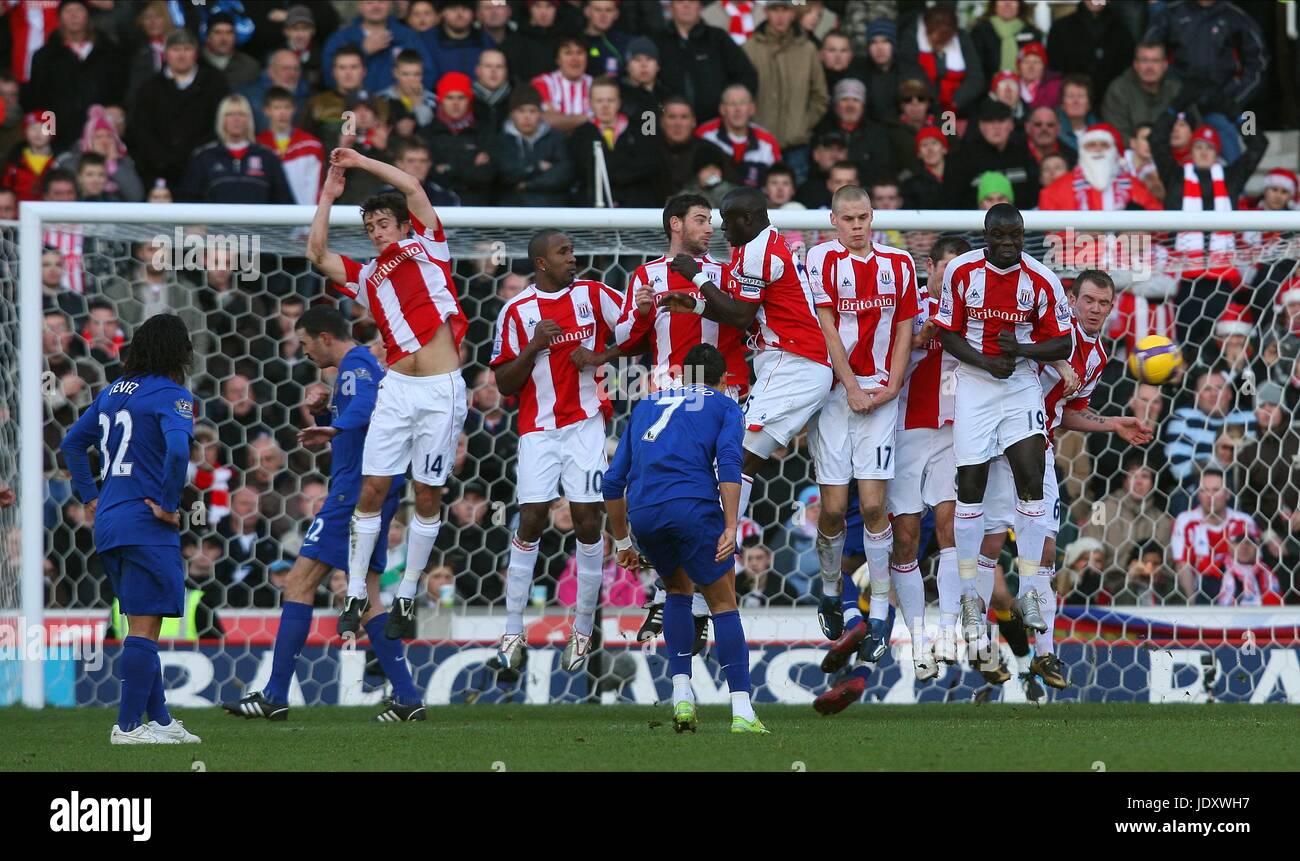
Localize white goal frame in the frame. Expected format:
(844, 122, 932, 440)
(16, 202, 1300, 707)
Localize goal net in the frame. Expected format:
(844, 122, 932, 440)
(5, 203, 1300, 709)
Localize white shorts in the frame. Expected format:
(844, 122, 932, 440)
(743, 351, 832, 447)
(517, 413, 609, 504)
(362, 369, 467, 486)
(952, 370, 1047, 467)
(983, 443, 1059, 534)
(808, 383, 899, 484)
(887, 425, 957, 516)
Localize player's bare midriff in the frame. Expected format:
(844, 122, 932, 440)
(388, 324, 460, 376)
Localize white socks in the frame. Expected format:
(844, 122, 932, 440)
(504, 535, 540, 636)
(672, 672, 693, 707)
(691, 592, 709, 618)
(573, 540, 604, 636)
(398, 515, 441, 600)
(816, 529, 846, 595)
(1036, 568, 1057, 654)
(954, 501, 984, 599)
(347, 512, 382, 599)
(891, 559, 926, 651)
(937, 546, 959, 628)
(1012, 498, 1049, 576)
(864, 525, 892, 620)
(731, 691, 756, 721)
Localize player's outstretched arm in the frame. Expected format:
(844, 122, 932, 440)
(661, 254, 760, 332)
(1061, 408, 1154, 445)
(330, 146, 441, 234)
(307, 164, 349, 285)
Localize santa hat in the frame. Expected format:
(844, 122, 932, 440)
(1191, 125, 1221, 154)
(1262, 168, 1298, 197)
(1215, 299, 1254, 338)
(1078, 122, 1124, 153)
(990, 70, 1019, 94)
(1275, 273, 1300, 310)
(914, 125, 948, 154)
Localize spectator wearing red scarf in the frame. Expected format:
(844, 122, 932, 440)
(899, 4, 985, 120)
(421, 71, 496, 205)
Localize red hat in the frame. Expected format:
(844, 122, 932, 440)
(1078, 122, 1124, 153)
(435, 71, 473, 104)
(1191, 124, 1221, 154)
(1017, 42, 1047, 64)
(1215, 300, 1254, 338)
(914, 125, 948, 154)
(1262, 168, 1298, 197)
(23, 111, 44, 130)
(1275, 273, 1300, 310)
(990, 70, 1019, 94)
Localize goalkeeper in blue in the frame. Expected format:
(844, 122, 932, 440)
(603, 344, 766, 734)
(60, 314, 201, 745)
(222, 306, 420, 722)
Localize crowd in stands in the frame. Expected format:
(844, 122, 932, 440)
(14, 0, 1300, 623)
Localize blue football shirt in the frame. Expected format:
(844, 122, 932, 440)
(603, 385, 743, 513)
(310, 345, 404, 507)
(60, 374, 195, 551)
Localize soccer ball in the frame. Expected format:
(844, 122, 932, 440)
(1128, 335, 1183, 384)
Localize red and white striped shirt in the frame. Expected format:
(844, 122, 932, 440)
(614, 254, 751, 394)
(531, 70, 592, 117)
(336, 215, 467, 366)
(897, 295, 957, 430)
(810, 240, 920, 387)
(44, 228, 84, 293)
(1039, 318, 1107, 444)
(6, 1, 59, 82)
(1171, 506, 1258, 582)
(257, 127, 323, 205)
(490, 279, 623, 434)
(694, 118, 782, 187)
(932, 248, 1071, 382)
(730, 225, 828, 366)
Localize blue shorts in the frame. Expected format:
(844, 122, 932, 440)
(299, 483, 403, 573)
(101, 545, 185, 617)
(630, 498, 732, 587)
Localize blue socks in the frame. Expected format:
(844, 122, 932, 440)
(365, 613, 421, 706)
(146, 651, 171, 726)
(118, 636, 157, 732)
(663, 593, 694, 678)
(264, 601, 312, 704)
(712, 610, 751, 695)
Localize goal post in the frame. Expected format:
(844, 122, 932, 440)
(11, 202, 1300, 709)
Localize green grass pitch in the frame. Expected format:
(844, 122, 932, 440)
(4, 704, 1300, 771)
